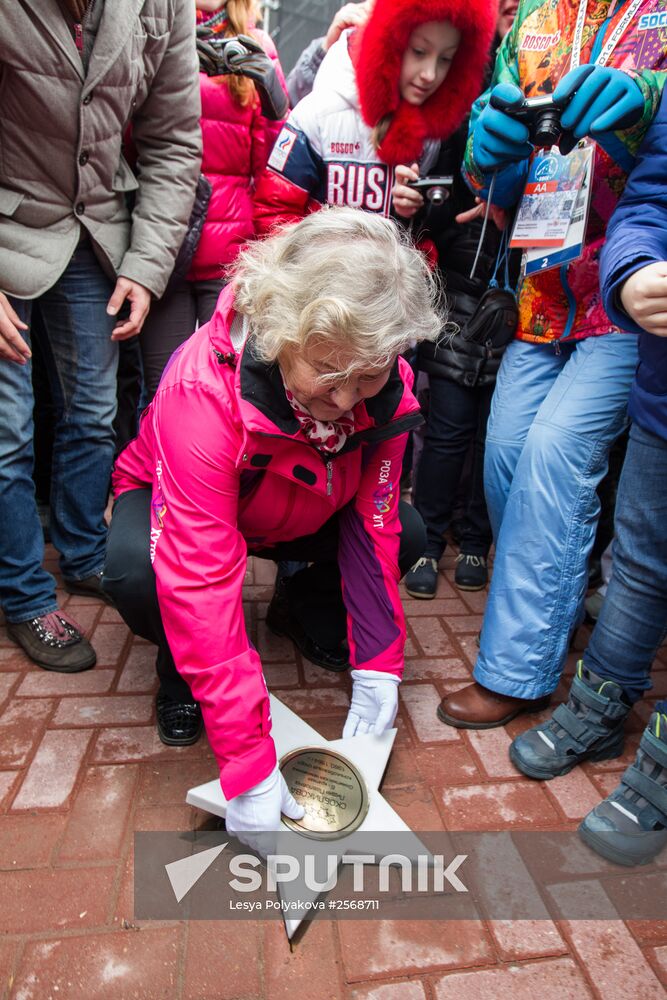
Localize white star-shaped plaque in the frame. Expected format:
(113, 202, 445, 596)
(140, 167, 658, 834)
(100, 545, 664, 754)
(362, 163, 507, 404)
(186, 694, 429, 937)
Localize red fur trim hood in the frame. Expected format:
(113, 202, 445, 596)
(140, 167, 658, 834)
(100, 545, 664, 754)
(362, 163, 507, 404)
(351, 0, 498, 165)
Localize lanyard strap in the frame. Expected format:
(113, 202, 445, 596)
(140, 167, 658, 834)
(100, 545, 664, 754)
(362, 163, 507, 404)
(571, 0, 644, 70)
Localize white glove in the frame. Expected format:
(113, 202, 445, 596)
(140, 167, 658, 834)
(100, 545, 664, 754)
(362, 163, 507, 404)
(343, 669, 400, 738)
(225, 765, 305, 856)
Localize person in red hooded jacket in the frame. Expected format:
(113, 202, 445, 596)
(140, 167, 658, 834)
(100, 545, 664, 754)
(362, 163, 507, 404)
(138, 0, 287, 403)
(253, 0, 498, 234)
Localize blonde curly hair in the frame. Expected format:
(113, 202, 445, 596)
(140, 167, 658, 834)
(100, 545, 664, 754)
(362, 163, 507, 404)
(230, 207, 444, 379)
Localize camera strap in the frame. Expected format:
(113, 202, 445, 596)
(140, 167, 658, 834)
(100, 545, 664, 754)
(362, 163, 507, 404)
(571, 0, 644, 71)
(469, 171, 497, 281)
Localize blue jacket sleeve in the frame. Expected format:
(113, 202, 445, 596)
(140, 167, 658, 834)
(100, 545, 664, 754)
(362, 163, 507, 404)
(600, 91, 667, 335)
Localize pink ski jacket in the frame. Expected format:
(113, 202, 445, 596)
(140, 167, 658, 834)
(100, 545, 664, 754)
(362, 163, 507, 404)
(188, 28, 286, 281)
(112, 284, 422, 798)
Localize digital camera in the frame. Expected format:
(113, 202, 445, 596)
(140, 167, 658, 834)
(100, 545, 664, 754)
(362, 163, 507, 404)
(490, 92, 566, 149)
(406, 175, 454, 206)
(198, 33, 256, 74)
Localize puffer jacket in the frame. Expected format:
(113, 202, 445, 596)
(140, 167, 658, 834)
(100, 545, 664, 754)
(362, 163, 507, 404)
(112, 283, 422, 799)
(464, 0, 667, 344)
(253, 0, 497, 234)
(601, 88, 667, 443)
(0, 0, 202, 299)
(188, 27, 287, 281)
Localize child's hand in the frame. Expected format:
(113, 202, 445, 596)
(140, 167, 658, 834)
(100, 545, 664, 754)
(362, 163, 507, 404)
(392, 162, 423, 219)
(620, 261, 667, 337)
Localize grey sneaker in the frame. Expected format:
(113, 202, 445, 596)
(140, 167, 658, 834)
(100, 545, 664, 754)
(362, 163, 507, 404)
(509, 661, 629, 780)
(7, 611, 96, 672)
(579, 709, 667, 867)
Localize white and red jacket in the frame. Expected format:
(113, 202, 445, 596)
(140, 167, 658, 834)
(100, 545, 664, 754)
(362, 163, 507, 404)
(112, 284, 422, 798)
(253, 29, 440, 234)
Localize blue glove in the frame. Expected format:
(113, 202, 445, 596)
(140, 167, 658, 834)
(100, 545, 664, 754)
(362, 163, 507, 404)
(554, 65, 644, 139)
(472, 83, 534, 173)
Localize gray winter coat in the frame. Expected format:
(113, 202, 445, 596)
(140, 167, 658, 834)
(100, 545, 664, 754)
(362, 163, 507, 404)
(0, 0, 202, 299)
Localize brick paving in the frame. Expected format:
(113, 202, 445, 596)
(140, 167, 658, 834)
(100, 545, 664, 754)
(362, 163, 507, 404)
(0, 548, 665, 999)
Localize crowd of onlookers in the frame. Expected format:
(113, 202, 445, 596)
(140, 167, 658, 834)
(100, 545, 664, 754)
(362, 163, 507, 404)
(1, 0, 666, 863)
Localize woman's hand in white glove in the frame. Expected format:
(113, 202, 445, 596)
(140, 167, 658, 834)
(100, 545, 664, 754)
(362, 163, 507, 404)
(225, 765, 305, 856)
(343, 669, 400, 738)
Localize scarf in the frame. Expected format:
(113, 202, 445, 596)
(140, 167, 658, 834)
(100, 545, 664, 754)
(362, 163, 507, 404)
(198, 8, 230, 34)
(283, 386, 354, 455)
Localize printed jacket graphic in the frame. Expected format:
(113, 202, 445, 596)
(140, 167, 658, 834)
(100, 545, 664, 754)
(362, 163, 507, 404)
(112, 284, 422, 799)
(253, 0, 497, 234)
(464, 0, 667, 343)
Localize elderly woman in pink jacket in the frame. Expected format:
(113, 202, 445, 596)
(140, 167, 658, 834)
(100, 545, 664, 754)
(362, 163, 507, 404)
(103, 208, 442, 840)
(138, 0, 287, 401)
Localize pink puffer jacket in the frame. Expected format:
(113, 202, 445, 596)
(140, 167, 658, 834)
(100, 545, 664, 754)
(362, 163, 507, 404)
(113, 284, 422, 798)
(188, 28, 286, 281)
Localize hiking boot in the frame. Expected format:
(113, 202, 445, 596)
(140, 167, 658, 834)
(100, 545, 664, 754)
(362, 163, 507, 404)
(64, 571, 115, 607)
(454, 553, 488, 591)
(266, 577, 349, 672)
(7, 611, 96, 672)
(156, 694, 203, 746)
(405, 557, 438, 599)
(579, 709, 667, 867)
(509, 662, 629, 780)
(437, 680, 550, 729)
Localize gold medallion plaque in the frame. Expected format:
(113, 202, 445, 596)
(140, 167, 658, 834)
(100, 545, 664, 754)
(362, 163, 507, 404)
(280, 747, 370, 840)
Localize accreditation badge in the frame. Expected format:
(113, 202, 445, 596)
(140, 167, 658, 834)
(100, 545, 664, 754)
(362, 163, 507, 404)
(510, 143, 593, 255)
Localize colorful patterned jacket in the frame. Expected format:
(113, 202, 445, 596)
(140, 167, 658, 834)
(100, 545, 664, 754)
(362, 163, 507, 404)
(464, 0, 667, 343)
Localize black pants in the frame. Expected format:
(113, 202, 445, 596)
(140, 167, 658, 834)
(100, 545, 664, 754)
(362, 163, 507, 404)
(103, 488, 425, 701)
(413, 375, 493, 560)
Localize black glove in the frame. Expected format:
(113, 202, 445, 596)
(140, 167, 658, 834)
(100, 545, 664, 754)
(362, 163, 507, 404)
(195, 29, 288, 121)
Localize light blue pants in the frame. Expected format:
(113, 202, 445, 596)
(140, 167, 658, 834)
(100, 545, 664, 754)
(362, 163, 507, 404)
(475, 334, 639, 699)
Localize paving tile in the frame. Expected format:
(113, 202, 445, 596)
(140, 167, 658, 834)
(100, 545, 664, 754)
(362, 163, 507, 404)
(52, 695, 154, 727)
(0, 646, 32, 670)
(402, 598, 468, 617)
(432, 957, 593, 998)
(348, 982, 427, 1000)
(264, 661, 301, 688)
(264, 919, 345, 1000)
(543, 768, 602, 821)
(302, 660, 348, 686)
(337, 919, 492, 982)
(383, 783, 446, 830)
(439, 781, 559, 831)
(11, 928, 182, 1000)
(93, 726, 211, 763)
(0, 866, 115, 934)
(652, 944, 667, 984)
(399, 685, 461, 743)
(0, 698, 53, 767)
(446, 614, 485, 634)
(382, 747, 421, 788)
(116, 644, 158, 693)
(137, 758, 219, 807)
(409, 618, 457, 657)
(466, 727, 517, 779)
(413, 745, 480, 787)
(57, 765, 138, 863)
(585, 770, 625, 798)
(487, 919, 567, 961)
(0, 814, 67, 869)
(0, 672, 19, 708)
(0, 771, 19, 811)
(402, 658, 472, 683)
(0, 936, 19, 1000)
(183, 921, 263, 999)
(626, 920, 667, 947)
(277, 687, 351, 716)
(12, 729, 92, 810)
(458, 590, 488, 614)
(87, 622, 131, 667)
(16, 669, 116, 697)
(563, 916, 665, 999)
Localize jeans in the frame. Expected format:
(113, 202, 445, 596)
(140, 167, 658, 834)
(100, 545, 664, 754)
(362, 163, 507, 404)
(104, 489, 425, 701)
(0, 242, 117, 622)
(583, 422, 667, 703)
(475, 333, 639, 699)
(412, 375, 493, 559)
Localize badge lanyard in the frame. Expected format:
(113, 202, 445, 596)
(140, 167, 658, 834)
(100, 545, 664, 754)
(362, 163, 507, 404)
(570, 0, 645, 70)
